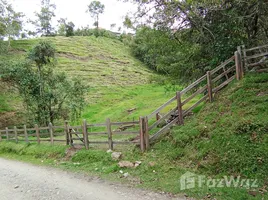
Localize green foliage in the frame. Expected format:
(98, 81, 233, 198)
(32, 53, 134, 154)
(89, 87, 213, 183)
(57, 18, 75, 37)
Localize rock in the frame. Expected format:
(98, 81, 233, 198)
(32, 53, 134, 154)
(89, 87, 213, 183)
(119, 170, 124, 174)
(148, 162, 156, 167)
(106, 149, 113, 153)
(14, 185, 19, 189)
(123, 172, 129, 178)
(118, 161, 134, 168)
(134, 161, 142, 168)
(111, 152, 122, 161)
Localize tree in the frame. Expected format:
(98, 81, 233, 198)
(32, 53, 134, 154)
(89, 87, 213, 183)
(34, 0, 56, 36)
(86, 1, 105, 30)
(0, 0, 24, 49)
(57, 18, 75, 37)
(0, 41, 87, 126)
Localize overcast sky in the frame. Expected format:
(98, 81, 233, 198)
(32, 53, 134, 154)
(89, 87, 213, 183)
(10, 0, 136, 32)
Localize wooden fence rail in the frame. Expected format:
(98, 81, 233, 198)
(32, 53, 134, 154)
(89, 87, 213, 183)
(0, 44, 266, 152)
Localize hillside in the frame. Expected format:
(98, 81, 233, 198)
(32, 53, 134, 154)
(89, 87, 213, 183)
(0, 36, 180, 127)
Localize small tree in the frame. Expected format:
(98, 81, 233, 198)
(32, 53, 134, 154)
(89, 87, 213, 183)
(57, 18, 75, 37)
(1, 41, 87, 125)
(86, 1, 105, 30)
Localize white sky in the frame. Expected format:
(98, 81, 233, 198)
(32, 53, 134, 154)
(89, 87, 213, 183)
(10, 0, 136, 32)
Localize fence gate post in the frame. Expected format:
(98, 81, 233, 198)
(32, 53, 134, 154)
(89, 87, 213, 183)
(144, 116, 150, 150)
(207, 71, 213, 102)
(24, 125, 29, 143)
(5, 127, 9, 141)
(235, 51, 242, 80)
(64, 121, 70, 145)
(242, 45, 248, 71)
(106, 118, 113, 150)
(49, 122, 54, 145)
(139, 116, 145, 152)
(83, 119, 89, 150)
(14, 126, 18, 143)
(35, 124, 40, 144)
(176, 91, 184, 125)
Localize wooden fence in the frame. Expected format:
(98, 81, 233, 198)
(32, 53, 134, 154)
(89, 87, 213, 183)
(0, 44, 266, 152)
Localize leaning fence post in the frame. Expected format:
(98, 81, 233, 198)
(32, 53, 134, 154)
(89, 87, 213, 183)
(83, 119, 89, 150)
(176, 91, 184, 125)
(24, 125, 29, 143)
(49, 122, 54, 145)
(106, 118, 113, 150)
(144, 116, 150, 150)
(207, 71, 213, 102)
(64, 121, 70, 145)
(35, 124, 40, 144)
(5, 127, 9, 141)
(14, 126, 18, 143)
(235, 51, 242, 80)
(139, 116, 145, 152)
(237, 46, 244, 78)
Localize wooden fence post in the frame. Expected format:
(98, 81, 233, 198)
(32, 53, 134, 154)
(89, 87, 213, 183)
(0, 130, 1, 142)
(242, 45, 248, 71)
(207, 71, 213, 102)
(237, 46, 244, 78)
(64, 121, 70, 145)
(49, 122, 54, 145)
(83, 119, 89, 150)
(156, 112, 160, 121)
(5, 127, 9, 141)
(24, 125, 29, 143)
(139, 116, 145, 152)
(106, 118, 113, 150)
(14, 126, 18, 143)
(235, 51, 242, 80)
(176, 91, 184, 125)
(144, 116, 150, 150)
(35, 124, 40, 144)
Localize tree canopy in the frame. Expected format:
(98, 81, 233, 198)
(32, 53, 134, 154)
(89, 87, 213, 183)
(86, 1, 105, 29)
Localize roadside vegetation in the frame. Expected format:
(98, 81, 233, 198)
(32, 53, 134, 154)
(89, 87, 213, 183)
(1, 72, 267, 200)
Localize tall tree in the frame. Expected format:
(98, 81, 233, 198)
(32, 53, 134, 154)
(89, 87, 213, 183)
(34, 0, 56, 36)
(86, 1, 105, 30)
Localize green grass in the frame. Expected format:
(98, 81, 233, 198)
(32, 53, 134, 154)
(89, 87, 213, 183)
(1, 72, 267, 199)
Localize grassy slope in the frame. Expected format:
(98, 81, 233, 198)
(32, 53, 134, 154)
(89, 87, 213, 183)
(0, 72, 267, 199)
(0, 36, 183, 126)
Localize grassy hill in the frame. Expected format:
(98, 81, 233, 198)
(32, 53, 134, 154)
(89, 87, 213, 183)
(0, 36, 181, 127)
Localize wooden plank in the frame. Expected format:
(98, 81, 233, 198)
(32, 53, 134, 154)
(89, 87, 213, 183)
(144, 116, 150, 150)
(5, 127, 9, 141)
(69, 126, 82, 129)
(245, 52, 268, 60)
(87, 123, 106, 127)
(39, 127, 49, 130)
(237, 46, 244, 78)
(88, 141, 108, 144)
(180, 74, 207, 95)
(182, 85, 207, 106)
(150, 117, 178, 142)
(183, 95, 208, 117)
(49, 122, 54, 145)
(235, 51, 241, 80)
(207, 71, 213, 102)
(82, 119, 89, 150)
(88, 132, 107, 135)
(112, 131, 139, 135)
(139, 117, 145, 152)
(176, 91, 184, 125)
(211, 56, 235, 75)
(110, 121, 139, 126)
(26, 128, 36, 131)
(148, 107, 177, 131)
(147, 96, 176, 120)
(242, 45, 248, 71)
(245, 44, 268, 52)
(52, 139, 66, 142)
(113, 141, 140, 144)
(24, 125, 29, 143)
(14, 126, 18, 143)
(35, 124, 40, 144)
(213, 75, 236, 93)
(106, 118, 113, 150)
(247, 61, 268, 68)
(212, 66, 235, 83)
(52, 125, 65, 129)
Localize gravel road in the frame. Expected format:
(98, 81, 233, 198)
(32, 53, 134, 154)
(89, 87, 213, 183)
(0, 158, 185, 200)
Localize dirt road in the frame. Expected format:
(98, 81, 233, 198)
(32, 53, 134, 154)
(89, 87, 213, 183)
(0, 158, 185, 200)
